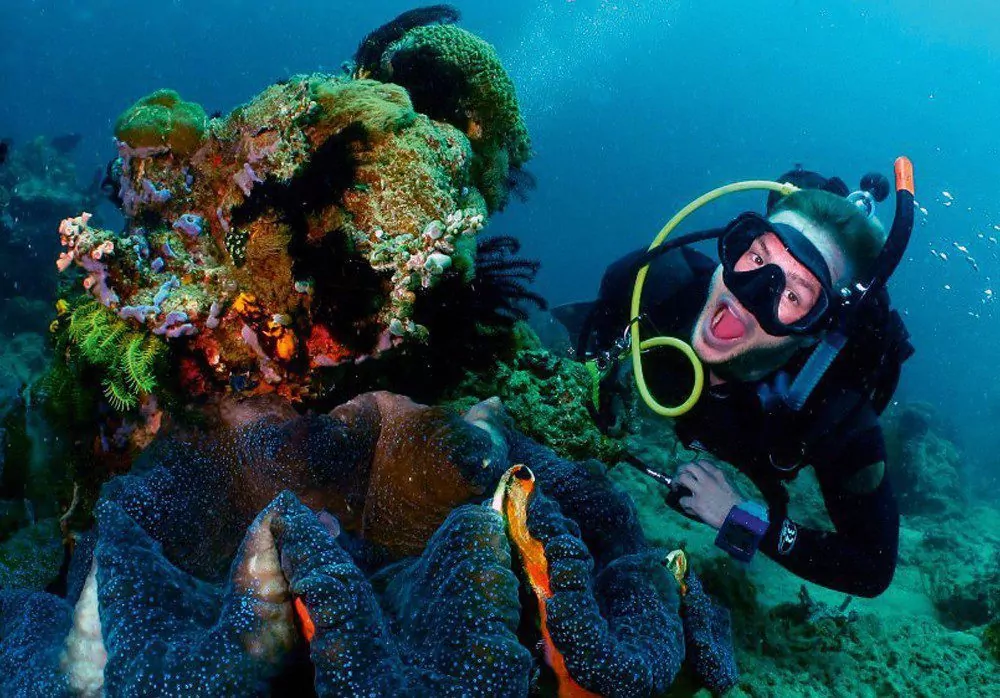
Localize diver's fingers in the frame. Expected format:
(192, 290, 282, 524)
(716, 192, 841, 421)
(678, 495, 697, 516)
(675, 470, 700, 494)
(693, 460, 725, 484)
(675, 462, 701, 481)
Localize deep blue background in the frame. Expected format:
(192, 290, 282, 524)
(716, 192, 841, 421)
(3, 0, 998, 477)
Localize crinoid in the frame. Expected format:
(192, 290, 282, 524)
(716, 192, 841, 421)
(470, 235, 547, 323)
(48, 300, 166, 414)
(353, 4, 461, 78)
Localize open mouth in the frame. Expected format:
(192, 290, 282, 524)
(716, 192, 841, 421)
(709, 301, 747, 342)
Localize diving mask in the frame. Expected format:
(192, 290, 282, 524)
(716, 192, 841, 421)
(719, 212, 836, 337)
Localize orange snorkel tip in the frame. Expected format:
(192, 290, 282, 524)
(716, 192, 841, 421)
(894, 156, 914, 195)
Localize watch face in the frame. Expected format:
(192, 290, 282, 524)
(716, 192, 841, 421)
(724, 525, 755, 554)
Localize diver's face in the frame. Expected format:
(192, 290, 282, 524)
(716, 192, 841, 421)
(692, 212, 844, 380)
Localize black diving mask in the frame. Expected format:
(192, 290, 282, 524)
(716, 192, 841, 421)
(719, 212, 837, 337)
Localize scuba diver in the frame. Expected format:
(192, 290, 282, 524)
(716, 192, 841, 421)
(558, 161, 915, 597)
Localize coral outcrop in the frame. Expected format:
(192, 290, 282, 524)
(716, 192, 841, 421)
(60, 76, 491, 409)
(27, 11, 550, 518)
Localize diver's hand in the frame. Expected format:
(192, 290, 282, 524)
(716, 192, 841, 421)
(674, 461, 743, 529)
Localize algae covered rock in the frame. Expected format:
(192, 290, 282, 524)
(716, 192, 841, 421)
(883, 401, 965, 516)
(447, 329, 623, 463)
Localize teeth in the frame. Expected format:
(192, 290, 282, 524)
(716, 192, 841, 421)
(712, 306, 727, 329)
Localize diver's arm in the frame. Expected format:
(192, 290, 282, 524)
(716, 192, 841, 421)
(758, 430, 900, 597)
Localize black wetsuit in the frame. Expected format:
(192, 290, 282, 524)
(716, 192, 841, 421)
(591, 246, 900, 597)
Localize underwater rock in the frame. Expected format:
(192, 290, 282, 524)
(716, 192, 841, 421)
(925, 546, 1000, 630)
(0, 392, 736, 695)
(448, 333, 625, 463)
(883, 401, 965, 517)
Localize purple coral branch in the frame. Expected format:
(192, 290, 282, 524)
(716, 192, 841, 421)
(165, 323, 197, 338)
(233, 163, 263, 197)
(172, 213, 204, 238)
(153, 276, 180, 306)
(141, 179, 172, 204)
(205, 301, 223, 329)
(119, 305, 159, 323)
(153, 311, 196, 338)
(80, 255, 120, 307)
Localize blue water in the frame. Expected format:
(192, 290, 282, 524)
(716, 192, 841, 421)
(2, 0, 998, 482)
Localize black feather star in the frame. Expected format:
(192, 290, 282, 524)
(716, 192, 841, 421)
(470, 236, 547, 324)
(354, 5, 461, 77)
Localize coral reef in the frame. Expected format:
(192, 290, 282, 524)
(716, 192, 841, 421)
(612, 411, 1000, 697)
(0, 393, 736, 695)
(49, 10, 531, 435)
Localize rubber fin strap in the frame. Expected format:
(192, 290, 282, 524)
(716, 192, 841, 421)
(492, 466, 600, 698)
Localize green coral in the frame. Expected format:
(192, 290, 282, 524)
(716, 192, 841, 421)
(115, 88, 208, 156)
(39, 300, 166, 417)
(383, 24, 531, 212)
(447, 327, 622, 462)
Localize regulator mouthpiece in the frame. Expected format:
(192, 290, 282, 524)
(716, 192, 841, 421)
(847, 189, 878, 219)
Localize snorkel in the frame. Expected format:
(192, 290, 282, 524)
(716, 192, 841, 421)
(628, 157, 915, 417)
